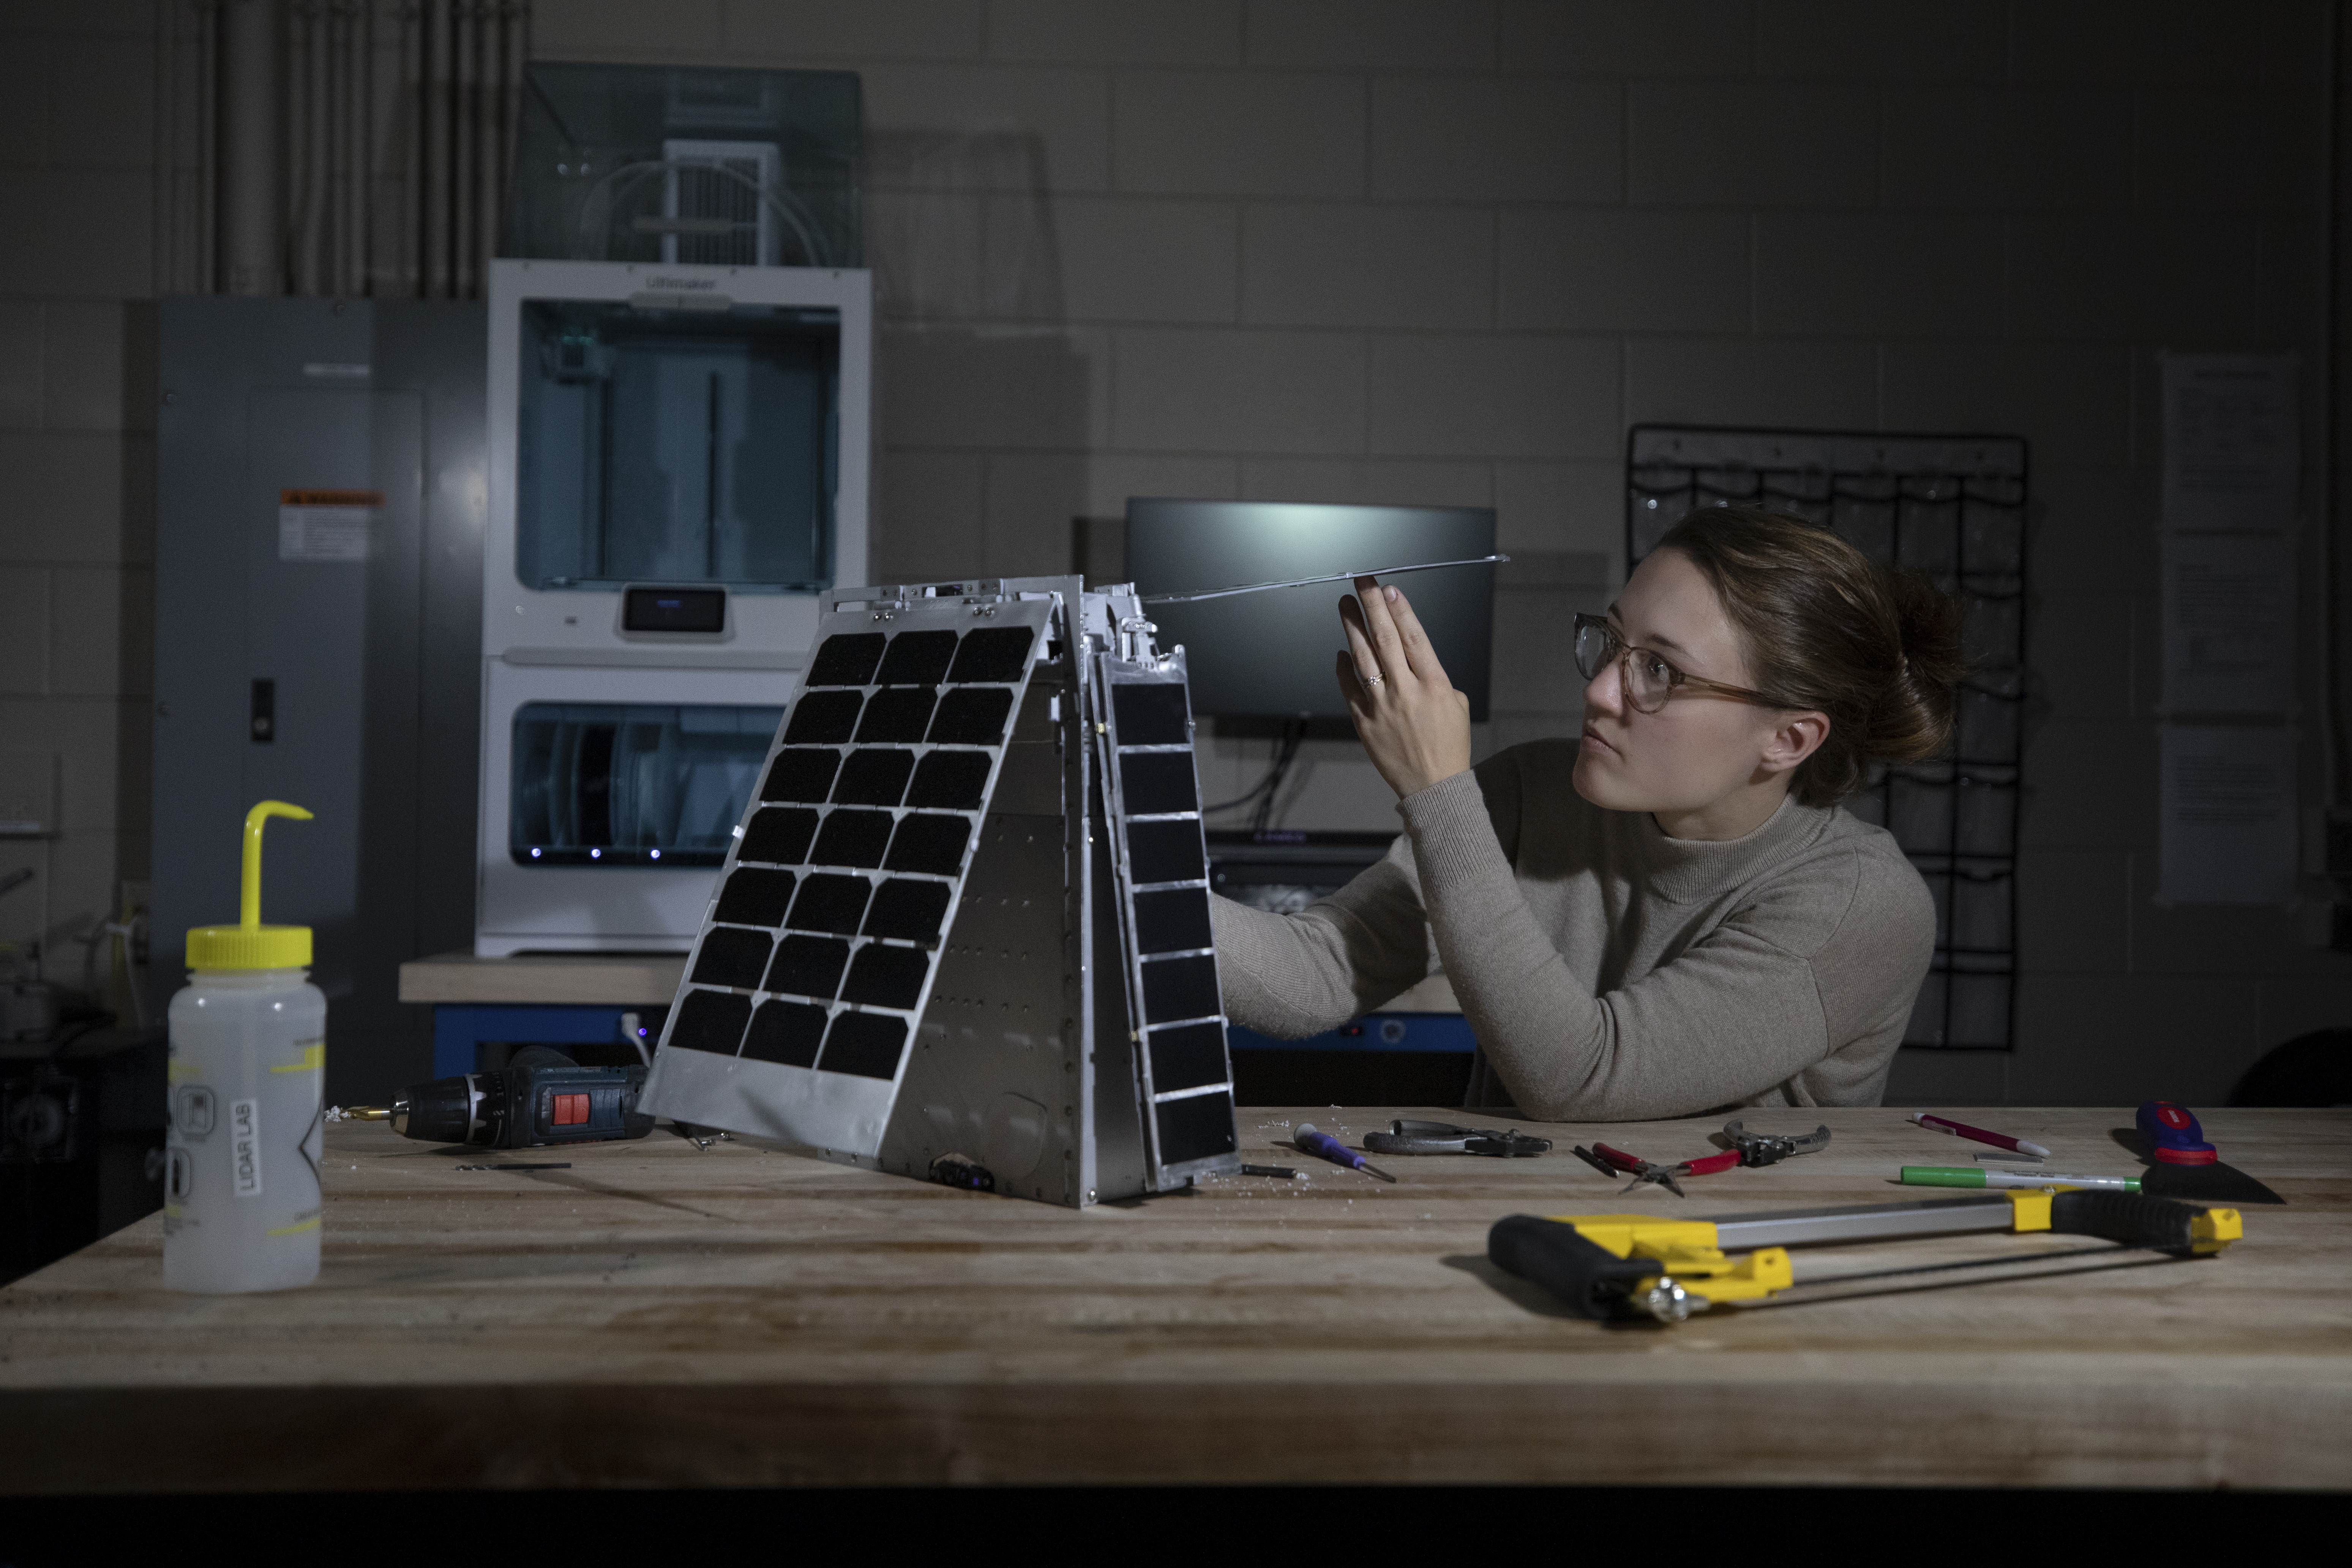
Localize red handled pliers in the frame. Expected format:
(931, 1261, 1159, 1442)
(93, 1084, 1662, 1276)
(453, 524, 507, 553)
(1571, 1141, 1742, 1198)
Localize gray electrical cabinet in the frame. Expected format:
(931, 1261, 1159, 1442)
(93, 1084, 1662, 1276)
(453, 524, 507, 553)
(153, 299, 486, 1103)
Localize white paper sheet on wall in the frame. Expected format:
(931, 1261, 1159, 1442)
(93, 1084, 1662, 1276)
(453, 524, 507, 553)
(2158, 726, 2297, 905)
(2161, 354, 2299, 530)
(2160, 533, 2294, 714)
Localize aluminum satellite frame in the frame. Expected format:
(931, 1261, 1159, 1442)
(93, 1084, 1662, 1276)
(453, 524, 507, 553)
(640, 574, 1242, 1206)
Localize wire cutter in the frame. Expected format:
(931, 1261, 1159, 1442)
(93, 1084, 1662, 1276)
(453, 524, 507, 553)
(1571, 1141, 1742, 1198)
(1719, 1120, 1831, 1167)
(1362, 1120, 1553, 1157)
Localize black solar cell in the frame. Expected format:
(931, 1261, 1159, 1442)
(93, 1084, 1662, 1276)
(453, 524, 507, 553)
(760, 748, 839, 804)
(946, 626, 1034, 683)
(856, 687, 937, 743)
(1116, 750, 1198, 814)
(1133, 887, 1212, 953)
(818, 1011, 908, 1079)
(927, 687, 1013, 745)
(840, 944, 931, 1009)
(1112, 682, 1189, 745)
(1127, 821, 1205, 884)
(1146, 1022, 1228, 1093)
(904, 749, 990, 809)
(863, 878, 951, 943)
(713, 867, 796, 928)
(785, 689, 862, 744)
(691, 927, 773, 989)
(874, 629, 958, 686)
(668, 988, 751, 1055)
(832, 748, 916, 806)
(810, 808, 893, 868)
(787, 873, 873, 935)
(883, 813, 971, 875)
(1154, 1090, 1238, 1162)
(806, 632, 887, 687)
(1141, 954, 1219, 1023)
(764, 934, 851, 1001)
(742, 1000, 828, 1067)
(739, 806, 819, 865)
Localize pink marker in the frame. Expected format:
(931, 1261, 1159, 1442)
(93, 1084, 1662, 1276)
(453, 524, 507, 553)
(1910, 1112, 2050, 1160)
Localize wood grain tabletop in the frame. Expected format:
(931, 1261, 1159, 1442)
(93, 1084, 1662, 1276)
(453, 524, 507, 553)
(3, 1106, 2347, 1492)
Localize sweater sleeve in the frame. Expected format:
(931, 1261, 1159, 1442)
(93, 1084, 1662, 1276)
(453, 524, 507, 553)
(1209, 842, 1440, 1038)
(1399, 764, 1917, 1121)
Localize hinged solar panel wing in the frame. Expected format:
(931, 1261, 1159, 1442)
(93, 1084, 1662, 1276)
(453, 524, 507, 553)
(1093, 648, 1240, 1187)
(640, 594, 1054, 1156)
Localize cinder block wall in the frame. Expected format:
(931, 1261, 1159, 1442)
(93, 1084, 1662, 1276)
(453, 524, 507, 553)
(2, 1, 2339, 1105)
(0, 1, 158, 1015)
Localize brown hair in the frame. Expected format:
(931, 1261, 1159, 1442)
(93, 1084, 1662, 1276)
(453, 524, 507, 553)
(1655, 504, 1968, 807)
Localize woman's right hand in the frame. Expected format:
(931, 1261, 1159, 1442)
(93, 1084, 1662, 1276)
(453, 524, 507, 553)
(1336, 577, 1472, 800)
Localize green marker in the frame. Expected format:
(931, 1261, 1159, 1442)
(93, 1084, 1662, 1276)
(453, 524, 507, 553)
(1901, 1165, 2140, 1193)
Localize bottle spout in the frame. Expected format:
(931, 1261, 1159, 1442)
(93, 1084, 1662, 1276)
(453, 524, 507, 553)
(186, 800, 315, 971)
(240, 801, 313, 930)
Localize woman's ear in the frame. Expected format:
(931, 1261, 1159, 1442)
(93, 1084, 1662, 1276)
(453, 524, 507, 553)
(1757, 709, 1830, 777)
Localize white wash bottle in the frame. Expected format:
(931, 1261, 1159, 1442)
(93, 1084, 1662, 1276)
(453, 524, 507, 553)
(163, 801, 327, 1293)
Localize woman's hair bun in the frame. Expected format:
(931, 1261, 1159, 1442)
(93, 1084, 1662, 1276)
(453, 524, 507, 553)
(1657, 505, 1971, 807)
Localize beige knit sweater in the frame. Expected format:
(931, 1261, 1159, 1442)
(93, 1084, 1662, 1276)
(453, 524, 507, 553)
(1209, 739, 1937, 1119)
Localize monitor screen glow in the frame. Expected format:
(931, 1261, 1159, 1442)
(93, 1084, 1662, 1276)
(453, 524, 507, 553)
(1123, 500, 1495, 721)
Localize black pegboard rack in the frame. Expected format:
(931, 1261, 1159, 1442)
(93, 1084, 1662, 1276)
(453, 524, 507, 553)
(1626, 425, 2029, 1052)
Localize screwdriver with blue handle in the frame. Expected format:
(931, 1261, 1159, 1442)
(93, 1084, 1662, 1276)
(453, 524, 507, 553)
(1294, 1123, 1396, 1182)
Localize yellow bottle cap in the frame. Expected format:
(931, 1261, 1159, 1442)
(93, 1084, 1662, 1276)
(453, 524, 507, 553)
(185, 801, 314, 970)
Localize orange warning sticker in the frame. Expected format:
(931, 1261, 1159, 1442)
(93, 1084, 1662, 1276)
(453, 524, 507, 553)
(279, 489, 383, 507)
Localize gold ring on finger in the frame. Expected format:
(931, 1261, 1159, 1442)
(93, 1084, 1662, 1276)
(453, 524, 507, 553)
(1361, 670, 1384, 688)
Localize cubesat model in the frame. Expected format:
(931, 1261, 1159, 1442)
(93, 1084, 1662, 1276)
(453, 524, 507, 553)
(639, 575, 1241, 1203)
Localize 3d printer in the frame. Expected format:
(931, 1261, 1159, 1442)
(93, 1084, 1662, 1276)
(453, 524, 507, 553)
(474, 65, 873, 955)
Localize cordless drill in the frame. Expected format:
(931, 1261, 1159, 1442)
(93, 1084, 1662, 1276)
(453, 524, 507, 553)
(359, 1045, 655, 1149)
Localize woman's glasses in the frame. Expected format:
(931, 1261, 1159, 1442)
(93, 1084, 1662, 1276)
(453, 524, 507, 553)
(1572, 613, 1784, 715)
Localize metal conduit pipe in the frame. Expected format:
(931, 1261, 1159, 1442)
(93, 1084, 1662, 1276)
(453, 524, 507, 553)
(452, 1, 478, 300)
(495, 2, 525, 251)
(297, 0, 329, 295)
(348, 1, 372, 297)
(219, 0, 283, 295)
(423, 0, 448, 298)
(399, 1, 422, 297)
(208, 0, 523, 300)
(196, 0, 221, 294)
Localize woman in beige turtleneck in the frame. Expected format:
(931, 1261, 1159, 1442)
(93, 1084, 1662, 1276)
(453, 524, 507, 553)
(1209, 505, 1968, 1120)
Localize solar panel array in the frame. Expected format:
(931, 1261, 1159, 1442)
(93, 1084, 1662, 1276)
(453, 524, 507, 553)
(641, 580, 1240, 1201)
(642, 598, 1052, 1152)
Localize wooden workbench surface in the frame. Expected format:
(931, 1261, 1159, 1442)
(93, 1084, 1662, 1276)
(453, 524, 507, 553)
(3, 1107, 2347, 1492)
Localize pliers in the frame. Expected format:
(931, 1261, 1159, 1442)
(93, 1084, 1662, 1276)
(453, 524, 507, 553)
(1362, 1119, 1553, 1158)
(1570, 1141, 1741, 1198)
(1719, 1120, 1831, 1166)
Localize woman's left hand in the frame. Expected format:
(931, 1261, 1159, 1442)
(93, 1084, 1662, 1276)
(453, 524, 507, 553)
(1337, 576, 1473, 799)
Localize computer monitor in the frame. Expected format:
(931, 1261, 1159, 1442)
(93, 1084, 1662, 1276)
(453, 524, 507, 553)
(1123, 500, 1496, 721)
